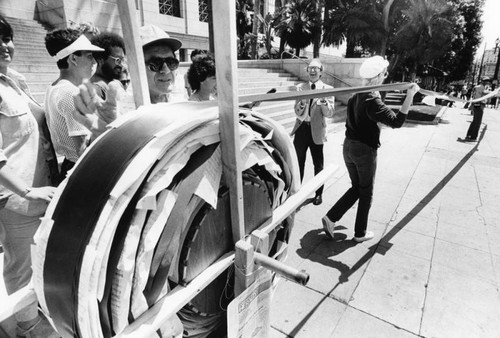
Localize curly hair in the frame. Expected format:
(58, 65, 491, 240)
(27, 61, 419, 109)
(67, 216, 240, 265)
(0, 14, 13, 40)
(187, 54, 216, 91)
(45, 28, 82, 69)
(91, 32, 126, 61)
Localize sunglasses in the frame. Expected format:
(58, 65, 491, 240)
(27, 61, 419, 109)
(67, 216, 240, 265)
(120, 79, 130, 87)
(146, 57, 179, 72)
(108, 55, 127, 66)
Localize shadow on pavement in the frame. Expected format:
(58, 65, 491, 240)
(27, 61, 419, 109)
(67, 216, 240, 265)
(287, 124, 487, 337)
(296, 227, 357, 284)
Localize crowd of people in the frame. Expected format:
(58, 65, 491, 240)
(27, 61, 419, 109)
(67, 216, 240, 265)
(0, 11, 494, 337)
(0, 14, 219, 337)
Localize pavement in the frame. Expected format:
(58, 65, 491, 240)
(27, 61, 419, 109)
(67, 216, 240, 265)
(270, 106, 500, 337)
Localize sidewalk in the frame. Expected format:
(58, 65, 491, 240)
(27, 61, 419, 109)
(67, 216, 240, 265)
(271, 107, 500, 337)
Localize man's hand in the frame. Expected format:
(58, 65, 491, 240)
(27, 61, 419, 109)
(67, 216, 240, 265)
(407, 83, 420, 96)
(73, 79, 122, 129)
(25, 186, 56, 202)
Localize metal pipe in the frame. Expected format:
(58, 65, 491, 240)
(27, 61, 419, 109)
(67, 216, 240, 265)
(254, 252, 310, 285)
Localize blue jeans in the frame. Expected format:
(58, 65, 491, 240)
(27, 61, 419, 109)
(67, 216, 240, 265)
(326, 138, 377, 237)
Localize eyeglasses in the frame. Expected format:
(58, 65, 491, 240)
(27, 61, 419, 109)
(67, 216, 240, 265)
(108, 55, 127, 66)
(307, 66, 321, 72)
(146, 57, 179, 72)
(120, 79, 130, 87)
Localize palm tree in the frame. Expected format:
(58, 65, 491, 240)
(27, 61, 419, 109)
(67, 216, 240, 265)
(322, 0, 385, 57)
(274, 0, 321, 57)
(393, 0, 457, 80)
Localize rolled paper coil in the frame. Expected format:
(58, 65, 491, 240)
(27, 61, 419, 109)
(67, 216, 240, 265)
(32, 101, 300, 338)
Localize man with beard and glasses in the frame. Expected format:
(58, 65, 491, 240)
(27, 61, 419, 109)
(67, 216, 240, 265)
(90, 32, 127, 99)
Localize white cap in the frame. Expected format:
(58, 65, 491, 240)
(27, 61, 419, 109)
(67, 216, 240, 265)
(52, 35, 104, 61)
(359, 56, 389, 79)
(139, 24, 182, 51)
(308, 58, 323, 70)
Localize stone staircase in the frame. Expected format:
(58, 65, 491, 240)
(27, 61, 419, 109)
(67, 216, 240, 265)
(6, 16, 58, 103)
(5, 16, 344, 132)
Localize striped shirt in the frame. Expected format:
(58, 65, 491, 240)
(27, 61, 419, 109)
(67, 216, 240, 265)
(45, 79, 90, 162)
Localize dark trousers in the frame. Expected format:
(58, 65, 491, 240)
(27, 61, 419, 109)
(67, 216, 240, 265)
(293, 122, 324, 196)
(466, 104, 484, 140)
(326, 138, 377, 237)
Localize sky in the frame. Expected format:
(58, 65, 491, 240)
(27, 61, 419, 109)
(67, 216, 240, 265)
(479, 0, 500, 52)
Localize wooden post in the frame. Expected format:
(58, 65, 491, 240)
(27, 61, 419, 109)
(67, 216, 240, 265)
(234, 240, 256, 296)
(211, 0, 245, 243)
(117, 0, 150, 107)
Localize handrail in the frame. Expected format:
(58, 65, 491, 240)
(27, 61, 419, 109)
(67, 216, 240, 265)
(280, 50, 353, 87)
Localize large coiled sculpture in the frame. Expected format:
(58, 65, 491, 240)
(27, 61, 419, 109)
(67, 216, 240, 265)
(32, 101, 300, 338)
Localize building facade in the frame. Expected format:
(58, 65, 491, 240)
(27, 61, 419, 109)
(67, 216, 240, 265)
(0, 0, 281, 61)
(482, 48, 500, 82)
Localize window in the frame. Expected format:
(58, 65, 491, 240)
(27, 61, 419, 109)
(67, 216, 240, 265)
(199, 0, 208, 23)
(159, 0, 181, 17)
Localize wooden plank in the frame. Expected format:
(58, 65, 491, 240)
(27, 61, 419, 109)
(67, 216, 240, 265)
(238, 82, 413, 105)
(234, 240, 256, 296)
(0, 286, 37, 322)
(258, 165, 338, 235)
(116, 0, 150, 107)
(211, 0, 245, 243)
(114, 252, 234, 338)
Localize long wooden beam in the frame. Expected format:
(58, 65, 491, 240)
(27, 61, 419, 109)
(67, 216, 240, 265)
(258, 165, 338, 235)
(211, 0, 245, 243)
(114, 253, 234, 338)
(117, 0, 150, 107)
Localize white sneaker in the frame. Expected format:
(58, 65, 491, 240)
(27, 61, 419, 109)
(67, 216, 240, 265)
(353, 231, 374, 243)
(322, 216, 335, 239)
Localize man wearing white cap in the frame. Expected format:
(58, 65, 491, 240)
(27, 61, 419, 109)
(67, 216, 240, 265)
(139, 24, 182, 103)
(291, 58, 335, 206)
(322, 56, 419, 242)
(44, 28, 111, 180)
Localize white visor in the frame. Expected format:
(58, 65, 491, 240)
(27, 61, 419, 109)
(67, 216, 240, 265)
(52, 35, 104, 61)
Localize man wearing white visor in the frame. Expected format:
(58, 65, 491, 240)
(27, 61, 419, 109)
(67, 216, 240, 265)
(322, 56, 419, 242)
(44, 28, 113, 181)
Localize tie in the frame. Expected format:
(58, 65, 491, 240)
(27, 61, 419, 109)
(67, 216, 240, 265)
(309, 83, 316, 115)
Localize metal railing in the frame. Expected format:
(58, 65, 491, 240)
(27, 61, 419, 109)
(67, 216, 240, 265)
(280, 51, 353, 87)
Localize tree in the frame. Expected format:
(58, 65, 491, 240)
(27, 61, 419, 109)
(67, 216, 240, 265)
(322, 0, 385, 57)
(236, 0, 253, 58)
(392, 0, 457, 80)
(274, 0, 321, 57)
(432, 0, 484, 82)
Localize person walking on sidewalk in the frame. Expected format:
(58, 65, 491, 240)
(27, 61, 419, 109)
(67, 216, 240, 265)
(321, 56, 419, 242)
(463, 77, 490, 141)
(290, 58, 335, 206)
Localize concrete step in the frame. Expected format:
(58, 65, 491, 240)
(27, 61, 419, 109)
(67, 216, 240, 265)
(238, 86, 297, 95)
(8, 64, 59, 73)
(239, 80, 299, 89)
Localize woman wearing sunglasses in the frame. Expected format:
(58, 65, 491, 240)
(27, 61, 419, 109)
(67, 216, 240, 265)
(322, 56, 420, 243)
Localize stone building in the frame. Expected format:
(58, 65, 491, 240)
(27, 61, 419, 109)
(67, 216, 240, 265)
(0, 0, 281, 61)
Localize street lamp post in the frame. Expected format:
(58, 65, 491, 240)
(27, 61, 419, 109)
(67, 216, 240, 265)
(494, 37, 500, 86)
